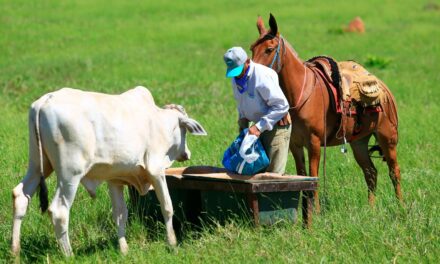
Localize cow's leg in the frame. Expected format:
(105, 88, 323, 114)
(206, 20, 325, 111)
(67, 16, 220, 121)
(308, 134, 322, 213)
(12, 166, 41, 255)
(350, 135, 378, 206)
(108, 183, 128, 254)
(12, 160, 52, 256)
(48, 174, 81, 257)
(150, 173, 176, 246)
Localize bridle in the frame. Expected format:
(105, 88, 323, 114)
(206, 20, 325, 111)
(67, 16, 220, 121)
(267, 35, 286, 73)
(253, 33, 309, 109)
(264, 35, 308, 109)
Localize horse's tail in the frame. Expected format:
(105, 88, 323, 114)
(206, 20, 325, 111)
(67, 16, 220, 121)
(368, 141, 385, 161)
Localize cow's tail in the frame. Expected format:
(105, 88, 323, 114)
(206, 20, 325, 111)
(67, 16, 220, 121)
(34, 94, 52, 213)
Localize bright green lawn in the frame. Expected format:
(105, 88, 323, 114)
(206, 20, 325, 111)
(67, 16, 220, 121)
(1, 0, 439, 263)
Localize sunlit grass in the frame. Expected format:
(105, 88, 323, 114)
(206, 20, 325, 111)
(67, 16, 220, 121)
(1, 0, 439, 263)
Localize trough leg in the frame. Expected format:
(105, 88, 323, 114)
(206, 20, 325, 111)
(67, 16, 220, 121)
(246, 193, 260, 226)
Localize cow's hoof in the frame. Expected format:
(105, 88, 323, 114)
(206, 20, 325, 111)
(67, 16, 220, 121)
(11, 245, 20, 257)
(119, 238, 129, 255)
(167, 232, 177, 247)
(60, 247, 73, 257)
(166, 244, 179, 255)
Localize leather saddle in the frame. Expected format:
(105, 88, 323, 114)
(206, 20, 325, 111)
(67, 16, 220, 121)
(306, 56, 343, 112)
(307, 56, 384, 109)
(338, 61, 384, 107)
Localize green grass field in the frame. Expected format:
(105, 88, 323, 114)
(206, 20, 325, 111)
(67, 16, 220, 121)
(1, 0, 439, 263)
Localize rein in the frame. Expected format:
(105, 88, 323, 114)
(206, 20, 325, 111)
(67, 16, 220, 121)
(318, 71, 328, 212)
(289, 66, 308, 109)
(268, 36, 308, 110)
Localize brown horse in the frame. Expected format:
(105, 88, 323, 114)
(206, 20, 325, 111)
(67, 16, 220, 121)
(250, 14, 402, 211)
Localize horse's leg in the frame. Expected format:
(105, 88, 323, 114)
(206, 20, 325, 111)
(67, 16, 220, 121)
(290, 144, 306, 176)
(376, 130, 402, 203)
(308, 134, 322, 213)
(350, 134, 378, 206)
(290, 138, 314, 226)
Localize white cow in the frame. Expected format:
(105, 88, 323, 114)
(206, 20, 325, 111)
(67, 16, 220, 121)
(11, 86, 207, 256)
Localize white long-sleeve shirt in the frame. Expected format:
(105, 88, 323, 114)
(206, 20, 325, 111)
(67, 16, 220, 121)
(231, 60, 289, 132)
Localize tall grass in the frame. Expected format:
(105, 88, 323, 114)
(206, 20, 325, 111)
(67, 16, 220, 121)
(1, 0, 439, 262)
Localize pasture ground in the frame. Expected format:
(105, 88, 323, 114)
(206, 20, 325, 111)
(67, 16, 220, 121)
(1, 0, 439, 263)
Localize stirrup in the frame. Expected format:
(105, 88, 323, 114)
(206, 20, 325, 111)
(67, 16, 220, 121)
(340, 137, 348, 154)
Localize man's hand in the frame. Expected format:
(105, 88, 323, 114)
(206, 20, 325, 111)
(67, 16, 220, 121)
(248, 125, 261, 137)
(238, 118, 249, 133)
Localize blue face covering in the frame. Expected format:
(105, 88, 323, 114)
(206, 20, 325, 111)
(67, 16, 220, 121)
(234, 65, 250, 94)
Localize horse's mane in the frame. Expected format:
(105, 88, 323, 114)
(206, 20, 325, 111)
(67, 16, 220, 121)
(282, 38, 298, 58)
(251, 32, 299, 59)
(250, 32, 276, 50)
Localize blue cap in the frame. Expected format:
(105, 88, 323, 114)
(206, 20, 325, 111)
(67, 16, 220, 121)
(224, 47, 247, 78)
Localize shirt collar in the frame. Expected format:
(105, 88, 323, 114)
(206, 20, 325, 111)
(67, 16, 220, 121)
(234, 63, 250, 83)
(234, 61, 254, 94)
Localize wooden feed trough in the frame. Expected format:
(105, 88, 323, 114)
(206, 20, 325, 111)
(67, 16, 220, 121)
(129, 166, 318, 229)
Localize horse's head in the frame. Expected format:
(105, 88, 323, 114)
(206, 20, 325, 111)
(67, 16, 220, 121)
(250, 14, 284, 72)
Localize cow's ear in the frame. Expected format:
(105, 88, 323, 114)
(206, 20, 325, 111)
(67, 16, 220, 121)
(179, 117, 207, 136)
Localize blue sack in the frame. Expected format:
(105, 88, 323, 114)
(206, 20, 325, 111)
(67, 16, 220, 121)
(222, 129, 270, 175)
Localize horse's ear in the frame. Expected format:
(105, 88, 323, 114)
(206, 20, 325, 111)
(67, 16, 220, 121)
(257, 15, 266, 35)
(268, 13, 278, 36)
